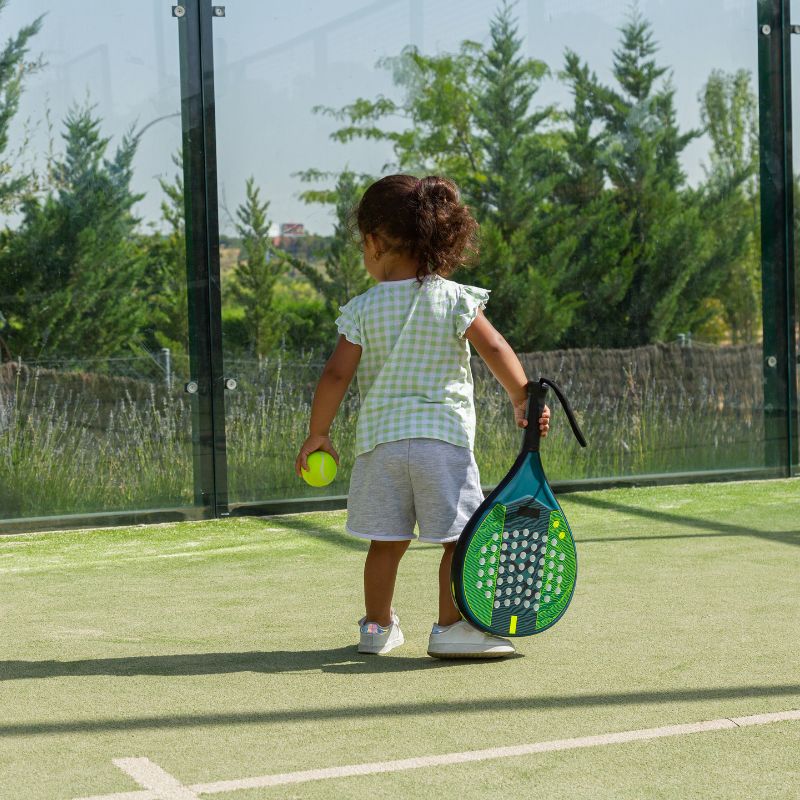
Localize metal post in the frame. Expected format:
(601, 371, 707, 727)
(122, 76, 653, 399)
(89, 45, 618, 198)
(176, 1, 229, 515)
(161, 347, 172, 389)
(198, 1, 230, 514)
(756, 0, 799, 473)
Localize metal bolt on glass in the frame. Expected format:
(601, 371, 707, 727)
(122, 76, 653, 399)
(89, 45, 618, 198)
(185, 380, 199, 394)
(172, 5, 186, 18)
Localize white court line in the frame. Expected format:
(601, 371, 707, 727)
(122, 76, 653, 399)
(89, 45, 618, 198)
(113, 759, 199, 800)
(74, 708, 800, 800)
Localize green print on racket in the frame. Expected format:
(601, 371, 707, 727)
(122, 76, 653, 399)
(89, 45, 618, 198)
(451, 378, 587, 637)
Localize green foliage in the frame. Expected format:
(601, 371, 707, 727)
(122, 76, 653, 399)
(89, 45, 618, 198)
(467, 5, 580, 348)
(310, 4, 765, 350)
(558, 9, 724, 346)
(139, 151, 189, 358)
(270, 278, 331, 355)
(0, 1, 44, 212)
(699, 69, 761, 344)
(1, 104, 149, 361)
(312, 2, 578, 349)
(288, 169, 374, 321)
(0, 1, 775, 363)
(227, 177, 286, 356)
(471, 4, 553, 231)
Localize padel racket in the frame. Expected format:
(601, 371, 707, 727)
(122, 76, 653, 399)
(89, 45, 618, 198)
(451, 377, 587, 637)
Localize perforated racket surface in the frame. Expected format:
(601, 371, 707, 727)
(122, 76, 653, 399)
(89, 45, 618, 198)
(451, 378, 586, 637)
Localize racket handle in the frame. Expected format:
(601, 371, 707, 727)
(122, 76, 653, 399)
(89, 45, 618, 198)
(522, 377, 588, 451)
(522, 380, 549, 452)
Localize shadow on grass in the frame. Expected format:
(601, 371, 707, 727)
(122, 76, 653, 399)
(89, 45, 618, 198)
(269, 515, 439, 551)
(264, 515, 367, 552)
(2, 679, 799, 737)
(0, 646, 519, 683)
(568, 494, 800, 548)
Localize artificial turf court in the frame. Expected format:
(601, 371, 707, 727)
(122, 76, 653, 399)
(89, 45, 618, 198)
(1, 479, 799, 800)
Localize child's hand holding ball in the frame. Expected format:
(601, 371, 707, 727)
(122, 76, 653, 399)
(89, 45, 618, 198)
(295, 435, 339, 487)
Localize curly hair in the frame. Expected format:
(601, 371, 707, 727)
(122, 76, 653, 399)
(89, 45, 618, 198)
(355, 174, 479, 281)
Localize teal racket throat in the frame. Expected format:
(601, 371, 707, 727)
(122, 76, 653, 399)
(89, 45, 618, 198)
(451, 378, 587, 637)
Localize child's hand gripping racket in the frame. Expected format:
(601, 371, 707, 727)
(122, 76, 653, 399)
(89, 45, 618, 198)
(451, 378, 587, 637)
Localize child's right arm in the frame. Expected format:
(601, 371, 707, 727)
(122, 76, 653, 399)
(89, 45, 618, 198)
(294, 335, 361, 477)
(465, 309, 550, 435)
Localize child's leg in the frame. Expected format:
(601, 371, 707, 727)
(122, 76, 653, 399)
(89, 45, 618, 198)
(438, 541, 462, 627)
(364, 539, 410, 626)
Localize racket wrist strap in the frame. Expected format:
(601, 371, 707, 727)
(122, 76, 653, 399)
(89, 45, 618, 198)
(522, 377, 588, 451)
(539, 377, 587, 447)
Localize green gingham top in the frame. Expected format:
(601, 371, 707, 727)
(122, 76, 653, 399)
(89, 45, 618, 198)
(335, 274, 490, 456)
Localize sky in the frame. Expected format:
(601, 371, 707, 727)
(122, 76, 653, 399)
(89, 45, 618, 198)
(0, 0, 780, 237)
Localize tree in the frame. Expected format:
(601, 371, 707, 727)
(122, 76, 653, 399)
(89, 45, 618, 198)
(698, 69, 761, 343)
(286, 169, 373, 319)
(468, 4, 581, 349)
(313, 2, 579, 349)
(0, 1, 44, 360)
(139, 151, 189, 358)
(0, 0, 44, 213)
(227, 177, 285, 356)
(556, 50, 636, 348)
(561, 10, 726, 346)
(1, 104, 149, 361)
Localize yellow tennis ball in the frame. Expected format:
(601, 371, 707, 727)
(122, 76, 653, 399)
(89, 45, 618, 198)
(301, 450, 337, 487)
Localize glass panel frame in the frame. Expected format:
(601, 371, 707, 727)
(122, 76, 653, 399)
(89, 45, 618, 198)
(2, 0, 797, 533)
(0, 0, 210, 532)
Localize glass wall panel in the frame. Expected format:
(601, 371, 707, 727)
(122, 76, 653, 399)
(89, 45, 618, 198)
(213, 0, 777, 506)
(0, 1, 200, 524)
(792, 0, 800, 478)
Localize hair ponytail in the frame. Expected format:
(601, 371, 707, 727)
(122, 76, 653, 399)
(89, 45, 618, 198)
(356, 174, 478, 280)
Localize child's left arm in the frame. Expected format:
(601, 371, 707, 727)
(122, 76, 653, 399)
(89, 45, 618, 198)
(294, 335, 362, 477)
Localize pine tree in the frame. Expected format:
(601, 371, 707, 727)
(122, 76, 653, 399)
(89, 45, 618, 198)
(467, 3, 581, 349)
(287, 170, 373, 319)
(0, 2, 44, 360)
(1, 104, 148, 361)
(229, 177, 285, 356)
(698, 69, 761, 343)
(472, 2, 551, 233)
(563, 9, 718, 346)
(312, 2, 578, 349)
(139, 151, 189, 358)
(0, 1, 43, 212)
(557, 51, 635, 347)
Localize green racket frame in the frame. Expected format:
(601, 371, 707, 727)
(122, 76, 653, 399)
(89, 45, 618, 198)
(451, 378, 587, 637)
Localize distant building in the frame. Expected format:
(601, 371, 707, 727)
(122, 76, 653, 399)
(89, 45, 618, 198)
(274, 222, 305, 244)
(273, 222, 306, 251)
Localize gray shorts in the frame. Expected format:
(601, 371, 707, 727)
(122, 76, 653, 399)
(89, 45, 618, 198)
(346, 438, 484, 544)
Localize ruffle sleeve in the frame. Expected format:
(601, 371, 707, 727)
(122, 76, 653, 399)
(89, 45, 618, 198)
(335, 298, 363, 346)
(454, 284, 491, 339)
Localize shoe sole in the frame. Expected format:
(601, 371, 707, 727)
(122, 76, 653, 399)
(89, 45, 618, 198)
(358, 631, 405, 655)
(427, 647, 514, 659)
(428, 645, 517, 658)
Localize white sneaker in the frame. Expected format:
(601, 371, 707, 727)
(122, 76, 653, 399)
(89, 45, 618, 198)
(358, 609, 404, 655)
(427, 620, 515, 659)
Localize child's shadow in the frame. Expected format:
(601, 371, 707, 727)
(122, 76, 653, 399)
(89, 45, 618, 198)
(0, 647, 523, 681)
(275, 646, 523, 674)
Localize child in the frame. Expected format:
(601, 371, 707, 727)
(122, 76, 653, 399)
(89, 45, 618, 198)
(294, 175, 550, 658)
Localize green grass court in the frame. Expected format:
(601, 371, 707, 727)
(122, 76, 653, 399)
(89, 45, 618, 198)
(2, 479, 799, 799)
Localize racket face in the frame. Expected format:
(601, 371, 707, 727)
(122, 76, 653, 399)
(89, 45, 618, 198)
(452, 452, 577, 637)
